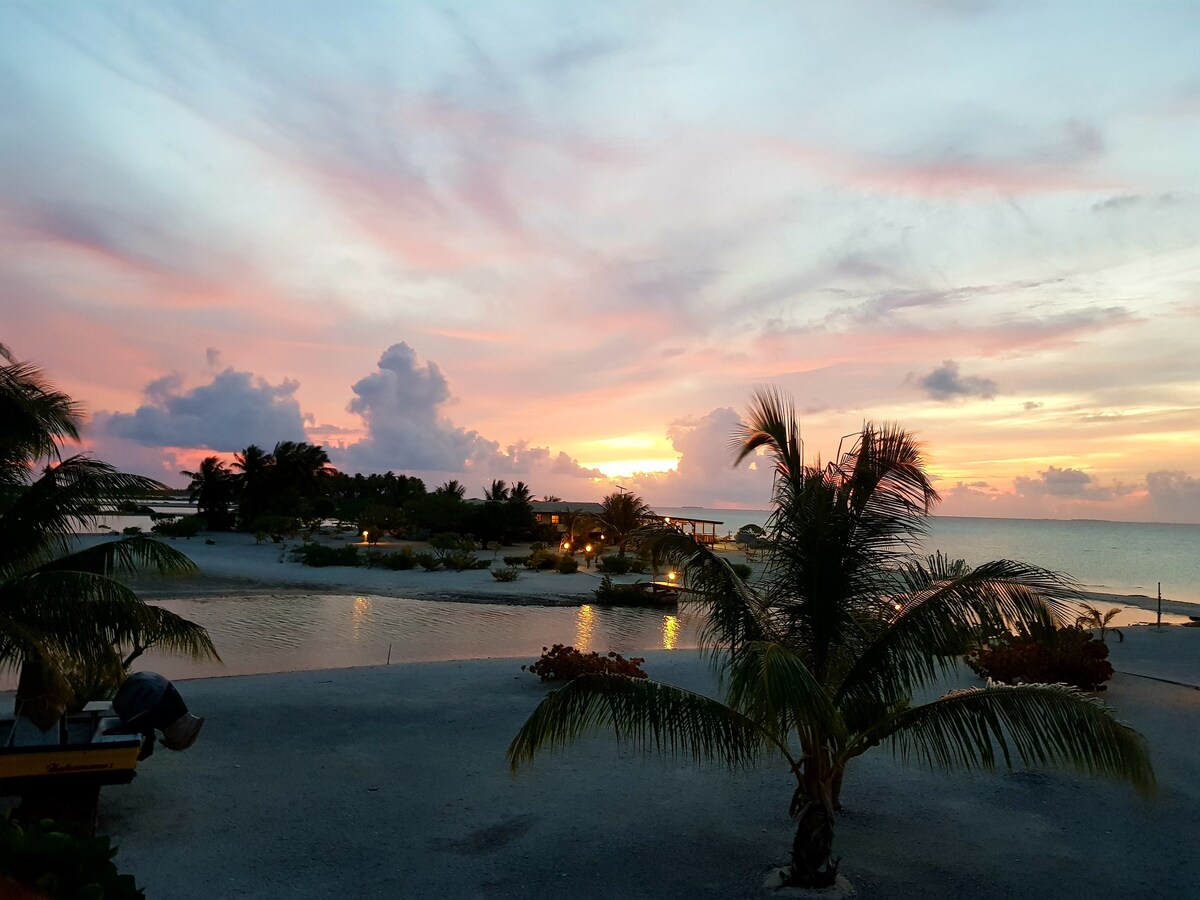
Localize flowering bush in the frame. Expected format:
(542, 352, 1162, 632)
(522, 644, 648, 681)
(965, 626, 1114, 691)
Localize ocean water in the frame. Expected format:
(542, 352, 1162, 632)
(659, 507, 1199, 605)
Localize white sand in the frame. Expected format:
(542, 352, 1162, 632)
(116, 532, 648, 605)
(34, 534, 1200, 897)
(92, 628, 1198, 900)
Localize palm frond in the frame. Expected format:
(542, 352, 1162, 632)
(636, 526, 772, 660)
(0, 356, 83, 470)
(837, 559, 1080, 716)
(0, 457, 170, 578)
(38, 533, 199, 579)
(726, 642, 845, 748)
(877, 683, 1155, 795)
(732, 386, 804, 484)
(507, 674, 776, 772)
(0, 570, 218, 666)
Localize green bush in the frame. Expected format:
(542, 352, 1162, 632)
(366, 548, 417, 570)
(965, 626, 1115, 691)
(121, 526, 143, 536)
(521, 644, 647, 682)
(444, 554, 479, 572)
(290, 544, 360, 568)
(596, 554, 633, 575)
(492, 567, 521, 582)
(247, 516, 301, 542)
(0, 815, 144, 899)
(525, 547, 560, 570)
(429, 532, 476, 561)
(151, 515, 206, 538)
(556, 555, 579, 574)
(730, 562, 753, 580)
(414, 551, 440, 571)
(503, 555, 528, 567)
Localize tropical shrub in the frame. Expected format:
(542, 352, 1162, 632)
(0, 815, 144, 899)
(966, 626, 1115, 691)
(247, 516, 301, 542)
(492, 567, 521, 582)
(596, 554, 633, 575)
(525, 547, 560, 570)
(734, 523, 765, 547)
(121, 526, 143, 536)
(414, 552, 440, 571)
(729, 562, 753, 580)
(428, 532, 476, 561)
(366, 548, 417, 570)
(503, 555, 528, 567)
(556, 555, 579, 574)
(521, 644, 647, 682)
(152, 515, 207, 538)
(444, 553, 480, 572)
(1075, 602, 1125, 643)
(290, 544, 360, 568)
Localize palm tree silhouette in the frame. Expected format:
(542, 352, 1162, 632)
(509, 388, 1153, 888)
(0, 346, 218, 726)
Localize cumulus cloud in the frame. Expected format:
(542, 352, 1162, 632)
(911, 360, 998, 401)
(97, 368, 307, 451)
(625, 407, 774, 507)
(1144, 470, 1200, 523)
(338, 343, 604, 485)
(1014, 466, 1095, 497)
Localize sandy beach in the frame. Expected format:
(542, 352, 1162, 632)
(94, 631, 1199, 899)
(9, 534, 1200, 898)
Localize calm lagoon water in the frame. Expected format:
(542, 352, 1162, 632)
(74, 508, 1196, 684)
(128, 595, 703, 683)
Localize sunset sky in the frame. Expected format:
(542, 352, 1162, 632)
(3, 2, 1198, 522)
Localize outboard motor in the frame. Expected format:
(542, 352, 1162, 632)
(110, 672, 204, 757)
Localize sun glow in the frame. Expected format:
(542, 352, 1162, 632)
(583, 457, 680, 477)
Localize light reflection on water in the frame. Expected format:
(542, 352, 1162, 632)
(123, 594, 704, 682)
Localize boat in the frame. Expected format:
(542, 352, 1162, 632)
(0, 703, 143, 795)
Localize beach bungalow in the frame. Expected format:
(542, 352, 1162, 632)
(529, 501, 724, 547)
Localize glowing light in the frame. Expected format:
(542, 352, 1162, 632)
(575, 604, 595, 651)
(353, 596, 372, 639)
(662, 614, 679, 650)
(561, 541, 571, 551)
(667, 571, 678, 582)
(585, 544, 593, 553)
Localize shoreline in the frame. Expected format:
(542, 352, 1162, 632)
(103, 532, 1200, 618)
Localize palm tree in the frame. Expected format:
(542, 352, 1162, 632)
(434, 479, 466, 499)
(589, 490, 652, 557)
(181, 455, 236, 530)
(483, 479, 510, 502)
(1, 347, 219, 726)
(232, 443, 274, 527)
(1076, 602, 1125, 643)
(509, 388, 1154, 888)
